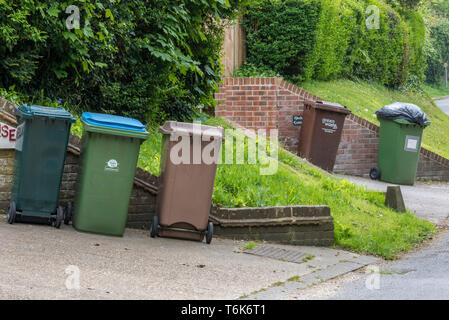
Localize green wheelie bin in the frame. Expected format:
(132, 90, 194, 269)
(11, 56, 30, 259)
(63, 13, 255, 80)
(73, 113, 149, 236)
(370, 103, 430, 185)
(7, 105, 76, 228)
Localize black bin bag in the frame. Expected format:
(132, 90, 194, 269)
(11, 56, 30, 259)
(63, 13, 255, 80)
(375, 102, 431, 127)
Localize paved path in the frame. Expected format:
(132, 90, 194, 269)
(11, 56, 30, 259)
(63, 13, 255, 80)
(435, 97, 449, 116)
(0, 217, 376, 300)
(338, 175, 449, 224)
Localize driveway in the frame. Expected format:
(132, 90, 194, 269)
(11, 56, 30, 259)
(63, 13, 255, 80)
(0, 216, 376, 300)
(435, 97, 449, 116)
(338, 175, 449, 224)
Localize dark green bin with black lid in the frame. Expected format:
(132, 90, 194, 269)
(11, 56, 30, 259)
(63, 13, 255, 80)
(73, 113, 149, 236)
(7, 105, 76, 227)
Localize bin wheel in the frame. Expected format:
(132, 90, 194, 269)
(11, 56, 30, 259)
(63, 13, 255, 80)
(64, 203, 73, 225)
(150, 216, 159, 238)
(205, 222, 214, 245)
(54, 206, 63, 229)
(370, 168, 381, 180)
(7, 201, 16, 224)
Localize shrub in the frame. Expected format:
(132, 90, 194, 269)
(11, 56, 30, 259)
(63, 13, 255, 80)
(423, 0, 449, 85)
(0, 0, 243, 123)
(304, 0, 363, 81)
(243, 0, 321, 82)
(243, 0, 425, 88)
(354, 0, 409, 87)
(403, 10, 427, 88)
(233, 62, 280, 77)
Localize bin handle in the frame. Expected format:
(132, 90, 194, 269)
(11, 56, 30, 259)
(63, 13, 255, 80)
(159, 126, 173, 135)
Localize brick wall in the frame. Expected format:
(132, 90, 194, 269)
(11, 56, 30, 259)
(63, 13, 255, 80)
(215, 77, 449, 181)
(333, 114, 380, 177)
(215, 77, 320, 153)
(211, 205, 334, 246)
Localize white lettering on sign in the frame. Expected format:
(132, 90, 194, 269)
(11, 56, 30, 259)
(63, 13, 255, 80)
(322, 118, 338, 134)
(0, 121, 16, 149)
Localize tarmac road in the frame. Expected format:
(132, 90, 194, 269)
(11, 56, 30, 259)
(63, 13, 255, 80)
(435, 97, 449, 116)
(329, 230, 449, 300)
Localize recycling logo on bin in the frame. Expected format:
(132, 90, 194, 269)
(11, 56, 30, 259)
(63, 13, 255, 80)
(105, 159, 120, 172)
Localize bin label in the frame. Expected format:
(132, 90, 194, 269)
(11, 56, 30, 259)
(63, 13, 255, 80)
(322, 118, 338, 134)
(404, 136, 420, 152)
(105, 159, 119, 172)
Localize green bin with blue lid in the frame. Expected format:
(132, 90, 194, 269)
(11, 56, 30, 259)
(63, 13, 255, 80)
(7, 105, 76, 228)
(73, 113, 149, 236)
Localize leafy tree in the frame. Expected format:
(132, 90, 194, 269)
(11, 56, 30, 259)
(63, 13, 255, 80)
(0, 0, 244, 123)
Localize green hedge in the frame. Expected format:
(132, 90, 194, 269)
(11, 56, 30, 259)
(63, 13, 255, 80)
(243, 0, 321, 82)
(243, 0, 426, 88)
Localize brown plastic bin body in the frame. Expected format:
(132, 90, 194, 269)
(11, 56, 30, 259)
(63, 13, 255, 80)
(155, 121, 223, 242)
(298, 101, 351, 171)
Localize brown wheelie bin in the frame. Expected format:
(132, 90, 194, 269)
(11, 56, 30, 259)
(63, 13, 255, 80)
(151, 121, 223, 244)
(298, 100, 351, 171)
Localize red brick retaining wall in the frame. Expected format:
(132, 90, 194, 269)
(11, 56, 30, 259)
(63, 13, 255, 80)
(333, 114, 380, 177)
(215, 77, 449, 181)
(215, 77, 320, 153)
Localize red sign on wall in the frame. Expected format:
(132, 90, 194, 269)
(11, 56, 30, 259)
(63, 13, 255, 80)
(0, 121, 16, 149)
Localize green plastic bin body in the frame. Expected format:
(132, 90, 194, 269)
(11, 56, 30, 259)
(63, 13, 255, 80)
(73, 113, 149, 236)
(377, 118, 424, 185)
(11, 105, 75, 221)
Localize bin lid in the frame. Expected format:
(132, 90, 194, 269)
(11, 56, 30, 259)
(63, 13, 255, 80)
(17, 105, 76, 122)
(159, 121, 223, 139)
(82, 112, 147, 132)
(312, 101, 351, 115)
(81, 112, 149, 139)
